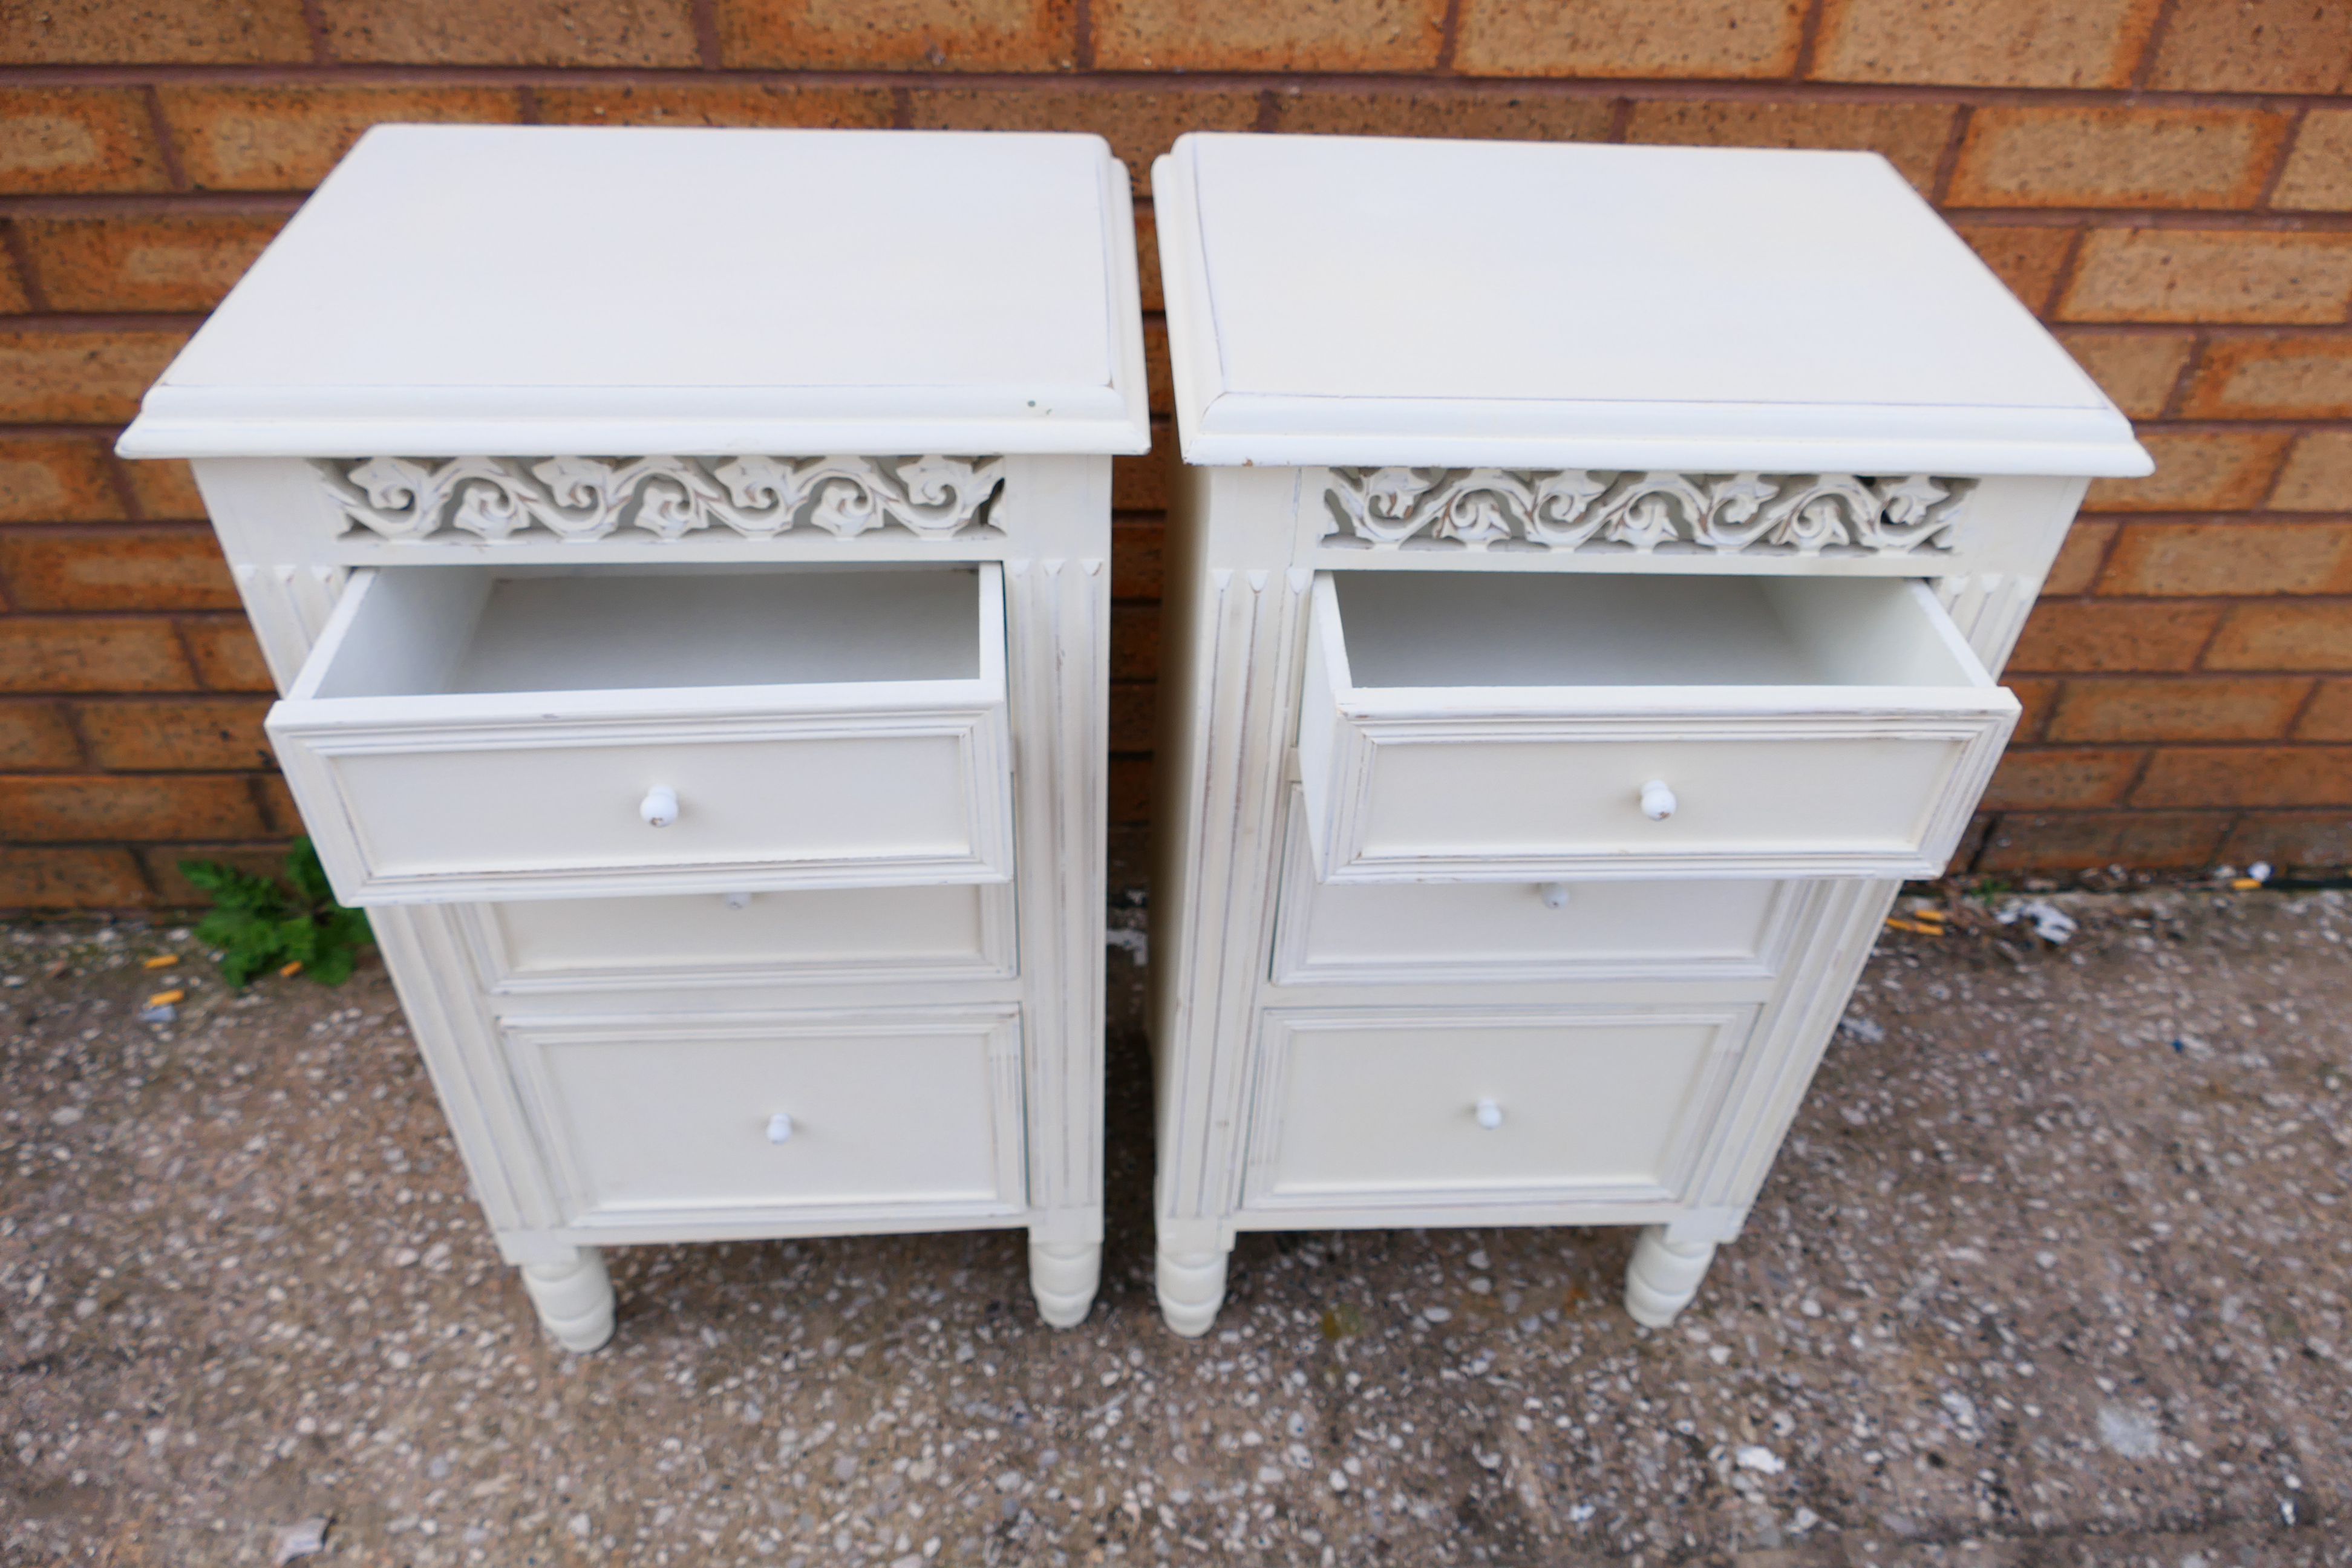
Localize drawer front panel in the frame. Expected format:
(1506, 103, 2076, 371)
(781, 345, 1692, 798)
(1299, 572, 2016, 883)
(1243, 1006, 1753, 1213)
(502, 1008, 1026, 1230)
(1271, 791, 1792, 985)
(269, 564, 1014, 905)
(468, 882, 1015, 991)
(294, 724, 1008, 904)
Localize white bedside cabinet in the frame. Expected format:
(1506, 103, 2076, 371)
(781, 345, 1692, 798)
(1143, 134, 2149, 1336)
(118, 126, 1149, 1350)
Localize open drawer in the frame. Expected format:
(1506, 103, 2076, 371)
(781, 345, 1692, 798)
(1298, 571, 2016, 883)
(269, 563, 1013, 905)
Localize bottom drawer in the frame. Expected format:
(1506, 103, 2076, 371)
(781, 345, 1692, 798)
(1242, 1005, 1753, 1213)
(500, 1007, 1027, 1230)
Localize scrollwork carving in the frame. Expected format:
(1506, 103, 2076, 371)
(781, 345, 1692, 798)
(1324, 467, 1969, 558)
(319, 454, 1005, 543)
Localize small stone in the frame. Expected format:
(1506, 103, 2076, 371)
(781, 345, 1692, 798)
(1734, 1446, 1785, 1475)
(270, 1517, 330, 1564)
(1328, 1469, 1348, 1492)
(2097, 1405, 2159, 1459)
(1423, 1307, 1452, 1324)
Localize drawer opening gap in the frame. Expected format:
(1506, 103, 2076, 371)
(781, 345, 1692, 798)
(310, 563, 987, 699)
(1329, 572, 1976, 691)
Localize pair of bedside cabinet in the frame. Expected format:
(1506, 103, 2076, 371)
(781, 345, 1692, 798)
(120, 126, 2146, 1352)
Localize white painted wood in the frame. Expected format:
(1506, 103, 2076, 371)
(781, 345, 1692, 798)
(1299, 572, 2017, 883)
(1148, 136, 2139, 1338)
(120, 130, 1132, 1344)
(1153, 135, 2148, 477)
(1624, 1228, 1717, 1328)
(269, 563, 1016, 904)
(1269, 791, 1795, 985)
(463, 883, 1016, 993)
(120, 128, 1151, 460)
(520, 1249, 615, 1351)
(500, 1007, 1027, 1232)
(1243, 1006, 1754, 1212)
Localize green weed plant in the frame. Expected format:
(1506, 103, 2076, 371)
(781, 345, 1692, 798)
(178, 839, 373, 987)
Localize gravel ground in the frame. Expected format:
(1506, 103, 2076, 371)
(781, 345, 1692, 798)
(4, 880, 2350, 1566)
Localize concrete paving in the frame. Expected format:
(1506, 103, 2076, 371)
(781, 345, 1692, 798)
(4, 878, 2350, 1566)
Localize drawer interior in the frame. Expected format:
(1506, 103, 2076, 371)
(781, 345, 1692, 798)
(303, 563, 984, 700)
(1330, 572, 1982, 691)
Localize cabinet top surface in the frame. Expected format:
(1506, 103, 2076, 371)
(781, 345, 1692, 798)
(1153, 135, 2148, 477)
(119, 126, 1150, 459)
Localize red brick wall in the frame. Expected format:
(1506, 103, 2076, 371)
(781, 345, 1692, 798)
(4, 0, 2350, 906)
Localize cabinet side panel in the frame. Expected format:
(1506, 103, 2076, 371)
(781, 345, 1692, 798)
(365, 902, 563, 1238)
(1002, 456, 1111, 1241)
(1149, 465, 1310, 1235)
(1935, 475, 2089, 678)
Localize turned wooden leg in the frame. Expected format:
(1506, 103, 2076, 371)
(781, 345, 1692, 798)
(1624, 1226, 1717, 1328)
(1156, 1244, 1230, 1338)
(1029, 1241, 1101, 1328)
(520, 1248, 615, 1352)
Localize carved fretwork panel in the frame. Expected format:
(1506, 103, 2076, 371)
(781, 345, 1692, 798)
(318, 454, 1005, 544)
(1322, 467, 1971, 558)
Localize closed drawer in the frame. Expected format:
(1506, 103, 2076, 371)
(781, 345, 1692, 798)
(269, 563, 1012, 905)
(1270, 788, 1794, 985)
(501, 1007, 1027, 1230)
(1243, 1005, 1754, 1213)
(465, 882, 1016, 993)
(1298, 570, 2016, 883)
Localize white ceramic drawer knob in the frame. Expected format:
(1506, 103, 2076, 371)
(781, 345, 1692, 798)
(765, 1112, 794, 1145)
(1475, 1099, 1504, 1131)
(640, 785, 679, 828)
(1640, 780, 1677, 821)
(1538, 882, 1572, 909)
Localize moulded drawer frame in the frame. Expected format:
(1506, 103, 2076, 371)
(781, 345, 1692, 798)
(1296, 572, 2017, 884)
(457, 881, 1020, 995)
(499, 1005, 1030, 1238)
(1267, 786, 1799, 987)
(1240, 1003, 1758, 1217)
(268, 563, 1016, 906)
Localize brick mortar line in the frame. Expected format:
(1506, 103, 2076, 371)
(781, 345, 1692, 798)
(0, 765, 286, 781)
(2083, 503, 2131, 592)
(296, 0, 332, 67)
(2040, 226, 2092, 318)
(2, 62, 2348, 113)
(2157, 328, 2205, 421)
(0, 313, 206, 330)
(1927, 103, 1971, 207)
(0, 194, 309, 217)
(2031, 587, 2352, 603)
(691, 0, 723, 73)
(0, 218, 48, 315)
(2255, 102, 2308, 211)
(2, 191, 2345, 230)
(139, 85, 189, 194)
(2129, 0, 2187, 93)
(1432, 0, 1462, 74)
(2284, 678, 2331, 739)
(1948, 209, 2352, 231)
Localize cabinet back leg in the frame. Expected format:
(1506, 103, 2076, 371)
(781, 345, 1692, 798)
(1156, 1245, 1229, 1338)
(1030, 1241, 1102, 1327)
(1624, 1226, 1717, 1328)
(521, 1249, 616, 1353)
